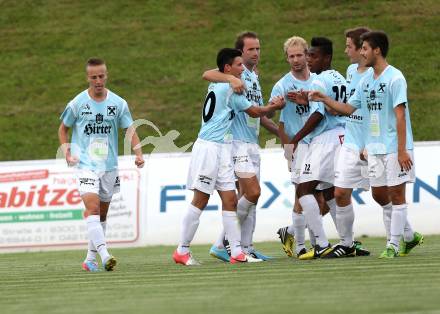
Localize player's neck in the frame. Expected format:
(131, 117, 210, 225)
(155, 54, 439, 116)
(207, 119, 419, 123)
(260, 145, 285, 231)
(373, 58, 388, 78)
(244, 63, 255, 72)
(291, 69, 310, 81)
(88, 88, 108, 102)
(356, 62, 369, 74)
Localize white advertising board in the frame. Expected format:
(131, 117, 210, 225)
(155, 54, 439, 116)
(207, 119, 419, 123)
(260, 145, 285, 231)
(0, 142, 439, 252)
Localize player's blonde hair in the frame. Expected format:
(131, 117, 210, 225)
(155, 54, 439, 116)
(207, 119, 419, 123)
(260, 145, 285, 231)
(283, 36, 308, 55)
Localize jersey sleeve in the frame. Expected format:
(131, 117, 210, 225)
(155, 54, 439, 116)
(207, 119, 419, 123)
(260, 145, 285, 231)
(270, 81, 284, 101)
(231, 93, 252, 112)
(60, 101, 77, 127)
(348, 79, 363, 109)
(390, 76, 408, 108)
(119, 100, 134, 129)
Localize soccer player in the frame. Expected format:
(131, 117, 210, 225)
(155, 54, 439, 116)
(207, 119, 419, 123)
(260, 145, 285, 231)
(202, 32, 279, 261)
(309, 31, 423, 258)
(270, 36, 316, 258)
(58, 58, 145, 272)
(288, 37, 346, 260)
(318, 27, 372, 258)
(173, 48, 285, 266)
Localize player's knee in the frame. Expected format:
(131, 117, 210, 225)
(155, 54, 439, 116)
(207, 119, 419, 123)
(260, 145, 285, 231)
(334, 188, 350, 204)
(246, 186, 261, 203)
(372, 190, 389, 206)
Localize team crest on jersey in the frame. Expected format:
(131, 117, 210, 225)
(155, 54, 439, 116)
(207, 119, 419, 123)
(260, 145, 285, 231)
(378, 83, 386, 93)
(96, 113, 104, 124)
(369, 90, 376, 101)
(253, 82, 257, 90)
(107, 106, 116, 116)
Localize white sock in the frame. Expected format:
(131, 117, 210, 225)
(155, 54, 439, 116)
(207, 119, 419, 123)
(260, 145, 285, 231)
(390, 204, 407, 250)
(177, 204, 202, 255)
(292, 212, 306, 254)
(308, 226, 316, 246)
(237, 196, 253, 223)
(85, 220, 107, 262)
(403, 219, 414, 242)
(299, 195, 328, 247)
(250, 205, 257, 251)
(327, 198, 337, 228)
(222, 211, 242, 257)
(86, 215, 110, 263)
(241, 206, 255, 253)
(287, 211, 296, 235)
(336, 204, 354, 247)
(214, 230, 226, 249)
(382, 202, 392, 245)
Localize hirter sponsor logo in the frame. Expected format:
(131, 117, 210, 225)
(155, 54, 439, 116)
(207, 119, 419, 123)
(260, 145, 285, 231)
(83, 123, 112, 136)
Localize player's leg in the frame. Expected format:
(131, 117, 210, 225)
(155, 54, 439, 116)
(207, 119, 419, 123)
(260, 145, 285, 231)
(371, 185, 393, 245)
(174, 138, 217, 265)
(236, 175, 260, 252)
(84, 200, 110, 269)
(82, 192, 114, 270)
(297, 180, 332, 259)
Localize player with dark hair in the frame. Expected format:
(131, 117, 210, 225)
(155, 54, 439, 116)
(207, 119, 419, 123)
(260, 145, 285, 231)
(309, 30, 423, 258)
(173, 48, 285, 266)
(202, 32, 279, 262)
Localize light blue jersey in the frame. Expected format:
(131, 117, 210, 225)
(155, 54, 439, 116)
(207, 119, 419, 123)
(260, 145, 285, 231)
(198, 82, 252, 143)
(343, 64, 372, 151)
(271, 71, 316, 143)
(308, 69, 346, 139)
(349, 65, 414, 155)
(230, 67, 263, 144)
(60, 89, 134, 171)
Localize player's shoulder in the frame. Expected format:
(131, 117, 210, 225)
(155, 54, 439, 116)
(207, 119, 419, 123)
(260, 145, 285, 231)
(67, 90, 88, 108)
(208, 82, 230, 94)
(107, 89, 128, 107)
(346, 63, 358, 78)
(386, 65, 406, 83)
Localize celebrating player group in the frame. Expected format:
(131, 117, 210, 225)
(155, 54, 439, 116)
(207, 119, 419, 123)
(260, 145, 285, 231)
(172, 28, 423, 265)
(59, 28, 423, 271)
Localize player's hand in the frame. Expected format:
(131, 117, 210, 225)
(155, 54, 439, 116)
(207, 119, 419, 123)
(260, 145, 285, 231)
(271, 96, 286, 110)
(229, 76, 245, 94)
(135, 155, 145, 168)
(66, 154, 79, 167)
(283, 143, 294, 161)
(288, 89, 309, 105)
(360, 149, 367, 161)
(398, 150, 413, 172)
(308, 90, 326, 102)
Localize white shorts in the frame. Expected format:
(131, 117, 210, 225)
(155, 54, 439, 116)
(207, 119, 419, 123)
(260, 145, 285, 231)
(232, 140, 260, 180)
(76, 169, 120, 202)
(335, 145, 370, 191)
(186, 138, 235, 194)
(299, 127, 344, 186)
(290, 143, 308, 184)
(368, 150, 416, 187)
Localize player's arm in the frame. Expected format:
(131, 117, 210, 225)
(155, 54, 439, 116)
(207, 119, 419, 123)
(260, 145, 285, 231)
(202, 68, 245, 93)
(260, 116, 279, 137)
(245, 96, 285, 118)
(58, 122, 78, 166)
(289, 112, 323, 145)
(278, 122, 289, 146)
(308, 91, 356, 116)
(395, 104, 413, 171)
(126, 126, 145, 168)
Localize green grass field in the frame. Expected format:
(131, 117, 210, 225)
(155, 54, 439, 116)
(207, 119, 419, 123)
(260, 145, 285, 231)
(0, 0, 439, 161)
(1, 237, 439, 314)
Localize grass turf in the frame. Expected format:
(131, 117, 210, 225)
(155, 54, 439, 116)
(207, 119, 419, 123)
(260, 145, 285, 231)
(1, 236, 439, 314)
(0, 0, 439, 161)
